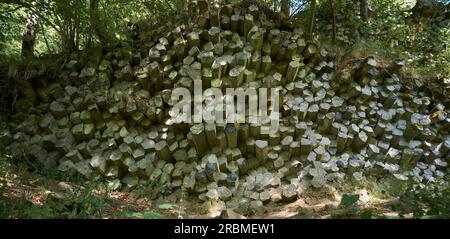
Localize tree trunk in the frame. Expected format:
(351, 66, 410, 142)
(307, 0, 316, 39)
(360, 0, 369, 22)
(39, 20, 52, 53)
(21, 0, 40, 58)
(281, 0, 290, 17)
(62, 30, 77, 52)
(357, 0, 368, 42)
(329, 0, 336, 42)
(89, 0, 107, 44)
(354, 28, 361, 43)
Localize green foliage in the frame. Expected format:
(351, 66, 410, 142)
(366, 0, 450, 78)
(23, 204, 55, 219)
(0, 133, 9, 211)
(0, 3, 27, 56)
(55, 183, 110, 219)
(393, 179, 450, 219)
(4, 181, 110, 219)
(332, 193, 387, 219)
(0, 154, 112, 219)
(309, 0, 450, 79)
(409, 26, 450, 79)
(0, 0, 182, 56)
(333, 194, 360, 217)
(358, 208, 388, 219)
(334, 193, 394, 219)
(0, 162, 7, 211)
(158, 203, 177, 210)
(340, 194, 359, 207)
(121, 210, 165, 219)
(19, 193, 107, 219)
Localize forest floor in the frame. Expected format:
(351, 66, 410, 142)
(0, 159, 407, 219)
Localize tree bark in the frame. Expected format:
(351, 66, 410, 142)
(39, 20, 52, 53)
(21, 0, 40, 58)
(307, 0, 316, 39)
(360, 0, 369, 22)
(329, 0, 336, 42)
(89, 0, 107, 45)
(281, 0, 290, 17)
(357, 0, 368, 42)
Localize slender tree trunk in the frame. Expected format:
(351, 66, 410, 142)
(329, 0, 336, 42)
(281, 0, 290, 17)
(21, 0, 40, 58)
(63, 23, 76, 52)
(90, 0, 107, 45)
(360, 0, 369, 22)
(357, 0, 368, 42)
(307, 0, 316, 39)
(354, 28, 361, 43)
(39, 20, 52, 53)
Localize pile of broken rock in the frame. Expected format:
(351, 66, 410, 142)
(1, 0, 449, 216)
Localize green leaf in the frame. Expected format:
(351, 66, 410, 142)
(25, 205, 54, 219)
(420, 215, 441, 219)
(141, 211, 165, 219)
(340, 194, 359, 207)
(121, 211, 164, 219)
(360, 209, 374, 219)
(121, 211, 139, 218)
(158, 203, 176, 210)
